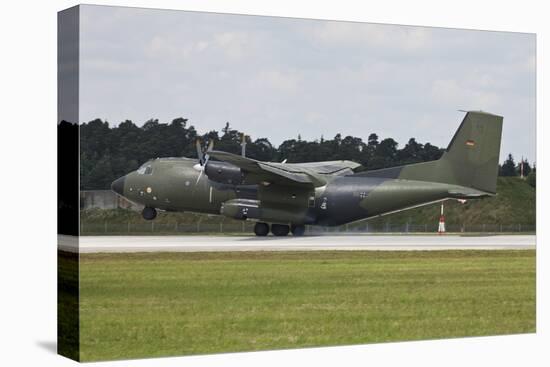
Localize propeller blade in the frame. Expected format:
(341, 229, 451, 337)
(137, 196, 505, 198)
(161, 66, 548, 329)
(195, 169, 204, 185)
(203, 139, 213, 163)
(194, 138, 214, 184)
(195, 156, 209, 185)
(202, 154, 210, 171)
(240, 133, 246, 157)
(195, 143, 211, 185)
(196, 139, 204, 165)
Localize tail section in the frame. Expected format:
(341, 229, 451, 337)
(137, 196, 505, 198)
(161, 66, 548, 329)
(439, 111, 503, 193)
(362, 111, 503, 194)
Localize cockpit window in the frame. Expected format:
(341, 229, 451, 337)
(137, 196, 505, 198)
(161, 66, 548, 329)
(137, 164, 153, 175)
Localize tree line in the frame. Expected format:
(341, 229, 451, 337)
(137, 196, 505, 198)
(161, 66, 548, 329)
(499, 153, 536, 187)
(77, 117, 534, 190)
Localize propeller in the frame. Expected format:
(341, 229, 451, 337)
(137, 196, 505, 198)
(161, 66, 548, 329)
(240, 133, 246, 157)
(193, 138, 214, 185)
(196, 139, 205, 165)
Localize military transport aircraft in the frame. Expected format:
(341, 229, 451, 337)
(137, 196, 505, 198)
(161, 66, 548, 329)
(111, 111, 503, 236)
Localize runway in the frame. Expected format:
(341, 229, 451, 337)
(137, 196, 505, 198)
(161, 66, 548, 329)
(59, 234, 536, 253)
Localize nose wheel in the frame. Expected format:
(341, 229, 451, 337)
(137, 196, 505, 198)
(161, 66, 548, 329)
(142, 207, 157, 220)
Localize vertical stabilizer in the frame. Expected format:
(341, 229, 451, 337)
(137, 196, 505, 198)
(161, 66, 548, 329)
(360, 111, 503, 194)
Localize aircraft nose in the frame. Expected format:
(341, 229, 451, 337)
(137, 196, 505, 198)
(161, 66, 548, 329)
(111, 176, 126, 196)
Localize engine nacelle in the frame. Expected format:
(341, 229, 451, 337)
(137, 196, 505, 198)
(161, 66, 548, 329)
(220, 199, 261, 220)
(220, 198, 313, 224)
(205, 161, 244, 185)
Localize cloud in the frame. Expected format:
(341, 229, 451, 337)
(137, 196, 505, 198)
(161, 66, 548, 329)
(78, 5, 536, 162)
(430, 79, 500, 109)
(253, 69, 302, 93)
(306, 21, 432, 51)
(214, 32, 251, 61)
(146, 36, 212, 61)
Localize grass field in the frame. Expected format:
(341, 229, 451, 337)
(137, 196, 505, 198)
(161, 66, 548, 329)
(77, 250, 535, 361)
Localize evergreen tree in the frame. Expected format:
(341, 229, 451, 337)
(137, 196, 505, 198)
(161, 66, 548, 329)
(500, 154, 517, 176)
(397, 138, 423, 164)
(367, 133, 379, 147)
(246, 138, 275, 161)
(421, 142, 444, 161)
(516, 159, 532, 177)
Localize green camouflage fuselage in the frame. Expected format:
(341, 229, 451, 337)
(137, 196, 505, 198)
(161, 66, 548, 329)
(114, 157, 487, 226)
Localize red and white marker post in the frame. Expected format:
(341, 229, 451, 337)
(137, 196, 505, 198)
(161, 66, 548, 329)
(438, 203, 446, 234)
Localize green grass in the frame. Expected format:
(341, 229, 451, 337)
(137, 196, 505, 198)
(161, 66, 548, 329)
(77, 250, 535, 361)
(58, 251, 80, 361)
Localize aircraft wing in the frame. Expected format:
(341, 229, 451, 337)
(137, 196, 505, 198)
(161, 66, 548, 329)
(208, 150, 355, 187)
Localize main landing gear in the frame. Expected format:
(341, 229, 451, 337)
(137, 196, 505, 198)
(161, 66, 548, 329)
(290, 224, 305, 236)
(253, 222, 306, 236)
(254, 222, 269, 236)
(271, 224, 289, 236)
(142, 207, 157, 220)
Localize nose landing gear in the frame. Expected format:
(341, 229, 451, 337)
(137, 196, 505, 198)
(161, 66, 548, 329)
(142, 207, 157, 220)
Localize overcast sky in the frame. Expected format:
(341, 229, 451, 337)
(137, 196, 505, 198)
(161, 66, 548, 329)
(79, 5, 536, 163)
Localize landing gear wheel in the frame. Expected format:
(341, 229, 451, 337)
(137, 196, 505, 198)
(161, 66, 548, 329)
(271, 224, 290, 236)
(291, 224, 306, 236)
(254, 222, 269, 236)
(142, 207, 157, 220)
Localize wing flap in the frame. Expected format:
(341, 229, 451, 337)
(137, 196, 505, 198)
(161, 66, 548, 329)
(258, 163, 313, 183)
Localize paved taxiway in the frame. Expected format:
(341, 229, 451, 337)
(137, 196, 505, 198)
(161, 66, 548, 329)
(59, 234, 535, 253)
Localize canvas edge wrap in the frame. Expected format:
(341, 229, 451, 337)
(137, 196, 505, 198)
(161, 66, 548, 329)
(57, 5, 80, 362)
